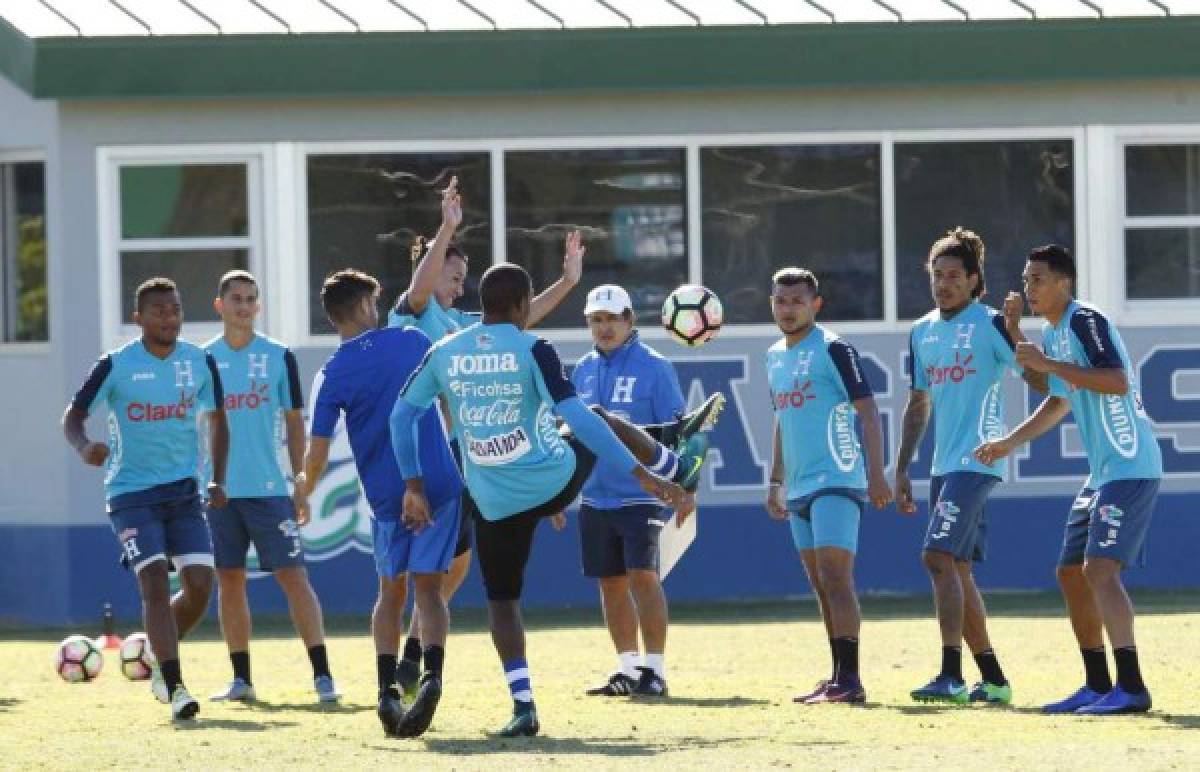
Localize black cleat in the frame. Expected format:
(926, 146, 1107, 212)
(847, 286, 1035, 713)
(396, 673, 442, 738)
(662, 393, 726, 448)
(495, 703, 540, 738)
(585, 672, 637, 696)
(632, 666, 669, 698)
(377, 689, 405, 737)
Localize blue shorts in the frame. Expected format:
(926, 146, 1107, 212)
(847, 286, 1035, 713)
(372, 496, 461, 578)
(580, 503, 667, 578)
(1059, 479, 1159, 568)
(787, 488, 866, 554)
(209, 497, 304, 572)
(924, 472, 999, 563)
(108, 479, 214, 574)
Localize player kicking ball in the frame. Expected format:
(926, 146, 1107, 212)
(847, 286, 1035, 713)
(63, 277, 226, 721)
(764, 268, 892, 705)
(298, 270, 463, 738)
(391, 264, 709, 737)
(975, 245, 1162, 715)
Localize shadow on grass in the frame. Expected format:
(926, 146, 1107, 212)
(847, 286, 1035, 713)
(413, 735, 659, 757)
(0, 697, 20, 712)
(633, 696, 770, 708)
(1148, 712, 1200, 730)
(174, 717, 299, 732)
(246, 699, 372, 715)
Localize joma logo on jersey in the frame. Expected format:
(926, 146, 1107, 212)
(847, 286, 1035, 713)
(926, 352, 977, 385)
(224, 382, 271, 411)
(1102, 393, 1139, 459)
(772, 380, 815, 410)
(127, 393, 195, 422)
(448, 353, 519, 376)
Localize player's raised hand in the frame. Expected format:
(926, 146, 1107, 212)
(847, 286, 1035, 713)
(765, 483, 788, 520)
(79, 441, 109, 467)
(441, 175, 462, 229)
(549, 511, 567, 531)
(1015, 341, 1053, 372)
(868, 470, 894, 510)
(974, 438, 1013, 468)
(402, 488, 433, 532)
(562, 230, 585, 285)
(894, 469, 917, 515)
(1003, 291, 1025, 333)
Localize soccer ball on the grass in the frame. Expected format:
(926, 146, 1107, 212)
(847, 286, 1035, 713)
(119, 632, 156, 681)
(662, 284, 723, 347)
(55, 635, 103, 682)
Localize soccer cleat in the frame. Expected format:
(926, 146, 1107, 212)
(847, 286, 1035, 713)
(496, 704, 540, 738)
(674, 433, 710, 493)
(210, 677, 256, 702)
(171, 686, 200, 721)
(1075, 685, 1152, 715)
(395, 673, 442, 738)
(805, 680, 866, 705)
(377, 689, 405, 737)
(663, 393, 727, 447)
(585, 672, 637, 697)
(632, 666, 669, 698)
(149, 664, 170, 704)
(792, 679, 831, 704)
(396, 659, 421, 703)
(968, 680, 1012, 705)
(1042, 685, 1107, 714)
(910, 674, 969, 704)
(314, 674, 342, 703)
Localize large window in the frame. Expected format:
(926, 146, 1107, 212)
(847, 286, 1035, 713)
(0, 161, 47, 342)
(894, 140, 1074, 319)
(117, 163, 251, 323)
(307, 152, 491, 335)
(1124, 144, 1200, 300)
(701, 144, 882, 323)
(505, 148, 687, 328)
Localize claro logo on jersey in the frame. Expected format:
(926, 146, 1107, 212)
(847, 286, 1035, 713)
(126, 391, 196, 421)
(223, 382, 271, 411)
(448, 353, 518, 376)
(926, 352, 977, 385)
(772, 380, 815, 410)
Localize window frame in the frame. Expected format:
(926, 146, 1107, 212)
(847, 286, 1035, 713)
(97, 144, 273, 350)
(0, 148, 50, 353)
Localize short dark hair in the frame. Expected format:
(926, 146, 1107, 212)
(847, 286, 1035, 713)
(772, 267, 819, 295)
(928, 227, 987, 299)
(320, 269, 380, 324)
(411, 236, 468, 264)
(135, 277, 178, 312)
(217, 269, 258, 298)
(479, 263, 532, 316)
(1027, 244, 1077, 282)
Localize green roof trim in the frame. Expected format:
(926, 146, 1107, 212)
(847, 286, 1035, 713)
(0, 15, 35, 94)
(6, 17, 1200, 101)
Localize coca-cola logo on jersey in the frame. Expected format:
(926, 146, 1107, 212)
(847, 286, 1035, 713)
(459, 398, 521, 428)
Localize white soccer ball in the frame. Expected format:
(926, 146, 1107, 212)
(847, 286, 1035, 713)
(55, 635, 103, 683)
(119, 632, 156, 681)
(662, 284, 723, 347)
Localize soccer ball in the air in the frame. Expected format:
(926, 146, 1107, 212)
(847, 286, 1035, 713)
(119, 632, 156, 680)
(662, 285, 723, 347)
(55, 635, 103, 682)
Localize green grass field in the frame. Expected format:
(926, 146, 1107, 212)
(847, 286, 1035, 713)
(3, 592, 1198, 770)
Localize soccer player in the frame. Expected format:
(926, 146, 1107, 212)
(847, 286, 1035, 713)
(974, 245, 1162, 715)
(62, 277, 227, 720)
(572, 284, 724, 699)
(391, 263, 708, 737)
(203, 270, 339, 704)
(763, 268, 892, 705)
(895, 228, 1043, 706)
(387, 177, 587, 698)
(297, 269, 463, 738)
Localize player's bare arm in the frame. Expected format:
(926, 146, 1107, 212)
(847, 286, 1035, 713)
(284, 408, 310, 524)
(765, 419, 788, 520)
(61, 404, 109, 467)
(527, 230, 585, 327)
(1003, 291, 1049, 395)
(974, 395, 1072, 467)
(405, 176, 462, 316)
(894, 388, 931, 515)
(1015, 341, 1128, 395)
(208, 408, 230, 509)
(853, 395, 894, 510)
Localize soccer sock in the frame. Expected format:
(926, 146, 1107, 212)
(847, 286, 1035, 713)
(230, 650, 252, 685)
(618, 650, 642, 679)
(648, 444, 680, 481)
(1113, 646, 1146, 694)
(307, 644, 331, 680)
(833, 637, 859, 682)
(423, 645, 445, 678)
(504, 658, 534, 707)
(377, 654, 398, 697)
(940, 646, 963, 682)
(973, 648, 1007, 686)
(1081, 647, 1113, 693)
(644, 652, 666, 680)
(160, 658, 183, 696)
(828, 638, 839, 681)
(402, 636, 422, 665)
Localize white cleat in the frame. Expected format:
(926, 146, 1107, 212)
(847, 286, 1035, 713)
(314, 675, 342, 703)
(150, 665, 170, 704)
(210, 677, 256, 702)
(171, 686, 200, 720)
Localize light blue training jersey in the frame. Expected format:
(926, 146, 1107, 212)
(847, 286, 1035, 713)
(202, 333, 303, 499)
(767, 325, 873, 500)
(909, 300, 1019, 478)
(1042, 300, 1162, 486)
(399, 322, 579, 521)
(388, 290, 479, 340)
(70, 339, 223, 501)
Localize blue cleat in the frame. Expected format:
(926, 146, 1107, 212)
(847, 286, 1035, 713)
(1042, 685, 1106, 714)
(1075, 685, 1152, 715)
(910, 674, 969, 704)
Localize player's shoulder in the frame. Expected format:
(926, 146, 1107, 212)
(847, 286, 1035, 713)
(252, 332, 291, 355)
(911, 309, 940, 333)
(200, 334, 224, 353)
(767, 337, 789, 355)
(175, 339, 209, 360)
(631, 336, 671, 365)
(1067, 300, 1112, 327)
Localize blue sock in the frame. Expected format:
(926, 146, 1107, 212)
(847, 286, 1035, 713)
(648, 444, 678, 479)
(504, 658, 534, 707)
